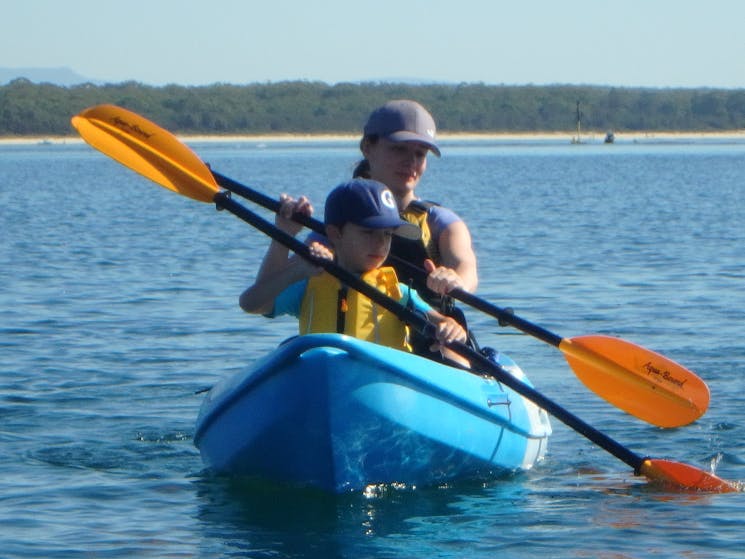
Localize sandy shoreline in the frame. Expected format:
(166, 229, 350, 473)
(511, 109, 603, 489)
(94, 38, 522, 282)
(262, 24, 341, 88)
(2, 130, 745, 146)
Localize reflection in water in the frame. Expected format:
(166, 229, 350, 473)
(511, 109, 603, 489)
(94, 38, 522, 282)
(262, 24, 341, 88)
(193, 475, 527, 557)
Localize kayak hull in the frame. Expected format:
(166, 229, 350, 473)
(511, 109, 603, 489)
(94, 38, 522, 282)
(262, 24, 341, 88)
(194, 334, 551, 492)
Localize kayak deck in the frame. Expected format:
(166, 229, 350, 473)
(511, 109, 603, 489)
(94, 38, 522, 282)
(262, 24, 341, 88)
(195, 334, 551, 492)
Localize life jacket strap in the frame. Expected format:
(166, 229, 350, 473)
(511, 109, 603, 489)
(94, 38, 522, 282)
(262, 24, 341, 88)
(336, 286, 348, 333)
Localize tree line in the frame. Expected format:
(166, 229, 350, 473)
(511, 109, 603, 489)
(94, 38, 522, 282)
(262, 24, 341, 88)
(1, 78, 744, 136)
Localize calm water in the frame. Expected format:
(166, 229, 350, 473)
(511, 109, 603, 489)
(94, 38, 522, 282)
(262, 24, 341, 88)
(1, 137, 744, 558)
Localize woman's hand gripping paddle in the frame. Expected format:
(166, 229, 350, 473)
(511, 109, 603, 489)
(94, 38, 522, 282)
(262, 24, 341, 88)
(71, 104, 738, 493)
(71, 104, 708, 429)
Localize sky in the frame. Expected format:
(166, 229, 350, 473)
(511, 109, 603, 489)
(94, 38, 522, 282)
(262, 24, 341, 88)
(3, 0, 745, 89)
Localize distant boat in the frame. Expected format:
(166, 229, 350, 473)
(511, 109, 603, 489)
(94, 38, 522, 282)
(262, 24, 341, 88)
(604, 130, 615, 144)
(570, 101, 582, 144)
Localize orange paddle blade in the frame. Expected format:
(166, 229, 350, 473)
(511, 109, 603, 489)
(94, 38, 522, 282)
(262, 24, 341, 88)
(71, 104, 219, 203)
(640, 459, 739, 492)
(560, 335, 709, 428)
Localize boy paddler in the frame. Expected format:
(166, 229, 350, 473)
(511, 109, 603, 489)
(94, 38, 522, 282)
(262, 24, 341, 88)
(240, 178, 468, 361)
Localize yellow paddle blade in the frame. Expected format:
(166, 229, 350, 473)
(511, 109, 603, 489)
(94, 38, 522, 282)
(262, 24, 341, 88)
(640, 459, 740, 492)
(559, 335, 709, 428)
(71, 104, 219, 203)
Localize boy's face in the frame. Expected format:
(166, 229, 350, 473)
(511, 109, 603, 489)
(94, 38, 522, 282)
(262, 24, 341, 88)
(327, 223, 394, 274)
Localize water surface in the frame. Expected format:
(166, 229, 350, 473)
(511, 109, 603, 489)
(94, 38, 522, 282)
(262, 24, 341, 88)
(1, 138, 743, 558)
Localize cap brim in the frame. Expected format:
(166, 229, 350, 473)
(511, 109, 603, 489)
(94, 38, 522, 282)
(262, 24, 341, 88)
(357, 216, 422, 240)
(394, 222, 422, 240)
(386, 131, 441, 157)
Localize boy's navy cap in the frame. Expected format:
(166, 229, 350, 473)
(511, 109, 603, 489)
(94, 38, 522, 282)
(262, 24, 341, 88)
(363, 100, 441, 157)
(324, 179, 421, 240)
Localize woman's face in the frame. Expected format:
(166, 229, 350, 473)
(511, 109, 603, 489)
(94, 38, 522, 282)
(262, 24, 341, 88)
(362, 138, 429, 203)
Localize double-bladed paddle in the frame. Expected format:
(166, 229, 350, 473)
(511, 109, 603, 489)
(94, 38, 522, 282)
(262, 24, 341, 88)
(212, 170, 708, 428)
(70, 104, 708, 429)
(71, 104, 737, 492)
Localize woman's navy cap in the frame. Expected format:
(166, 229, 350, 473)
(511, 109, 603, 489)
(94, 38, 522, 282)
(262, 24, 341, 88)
(363, 100, 441, 157)
(324, 179, 421, 240)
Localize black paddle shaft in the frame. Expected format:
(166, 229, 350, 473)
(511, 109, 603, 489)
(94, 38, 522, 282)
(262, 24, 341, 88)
(213, 190, 646, 473)
(211, 170, 562, 346)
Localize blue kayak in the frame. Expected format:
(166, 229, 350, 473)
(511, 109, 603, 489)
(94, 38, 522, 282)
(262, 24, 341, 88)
(194, 334, 551, 492)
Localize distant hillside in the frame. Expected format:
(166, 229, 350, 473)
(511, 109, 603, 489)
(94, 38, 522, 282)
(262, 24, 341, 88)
(1, 79, 745, 136)
(0, 66, 96, 86)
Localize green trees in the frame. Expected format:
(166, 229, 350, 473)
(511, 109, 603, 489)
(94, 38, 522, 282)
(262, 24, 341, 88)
(0, 79, 743, 136)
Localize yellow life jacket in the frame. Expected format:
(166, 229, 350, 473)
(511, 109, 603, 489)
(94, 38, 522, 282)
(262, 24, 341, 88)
(298, 267, 411, 351)
(394, 200, 441, 267)
(390, 200, 445, 308)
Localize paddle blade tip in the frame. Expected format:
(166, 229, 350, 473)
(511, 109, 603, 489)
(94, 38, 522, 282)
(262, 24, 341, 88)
(70, 104, 220, 204)
(640, 459, 741, 493)
(562, 335, 710, 428)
